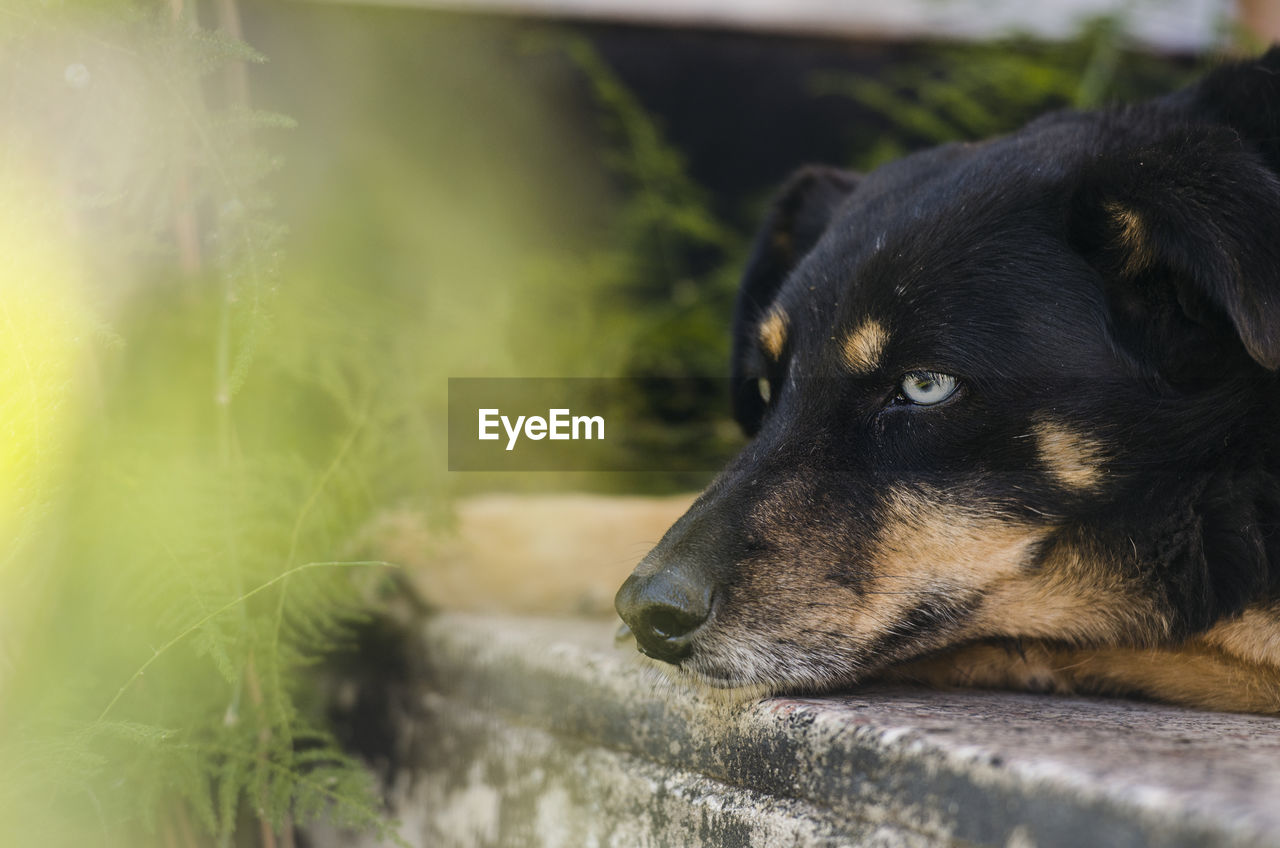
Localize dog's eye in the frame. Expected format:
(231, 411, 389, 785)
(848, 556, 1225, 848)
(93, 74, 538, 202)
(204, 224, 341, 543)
(899, 371, 958, 405)
(757, 377, 772, 404)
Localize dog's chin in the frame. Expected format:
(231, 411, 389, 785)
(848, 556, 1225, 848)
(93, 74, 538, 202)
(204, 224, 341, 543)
(615, 622, 874, 701)
(624, 644, 858, 705)
(632, 655, 781, 704)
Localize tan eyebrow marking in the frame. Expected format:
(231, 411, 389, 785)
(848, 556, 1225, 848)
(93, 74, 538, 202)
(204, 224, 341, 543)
(1033, 420, 1105, 491)
(758, 307, 789, 360)
(1105, 200, 1153, 276)
(841, 319, 888, 374)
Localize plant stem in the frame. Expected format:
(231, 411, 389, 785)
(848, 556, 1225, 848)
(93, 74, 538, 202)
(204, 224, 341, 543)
(96, 561, 396, 722)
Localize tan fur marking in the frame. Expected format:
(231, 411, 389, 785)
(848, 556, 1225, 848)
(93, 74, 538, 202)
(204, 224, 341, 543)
(1105, 200, 1153, 276)
(1033, 420, 1106, 491)
(1201, 603, 1280, 670)
(977, 566, 1152, 644)
(841, 319, 888, 374)
(661, 473, 1280, 713)
(970, 533, 1172, 646)
(722, 481, 1024, 661)
(854, 488, 1052, 647)
(758, 307, 789, 360)
(873, 489, 1044, 585)
(884, 639, 1280, 715)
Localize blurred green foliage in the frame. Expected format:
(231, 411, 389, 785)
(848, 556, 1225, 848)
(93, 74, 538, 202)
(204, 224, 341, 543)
(0, 3, 400, 844)
(816, 19, 1196, 170)
(546, 35, 743, 379)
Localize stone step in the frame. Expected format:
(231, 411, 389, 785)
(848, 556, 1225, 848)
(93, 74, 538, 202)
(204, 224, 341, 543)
(314, 612, 1280, 848)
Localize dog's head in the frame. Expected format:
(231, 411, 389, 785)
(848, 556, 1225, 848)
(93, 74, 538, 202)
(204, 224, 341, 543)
(616, 51, 1280, 694)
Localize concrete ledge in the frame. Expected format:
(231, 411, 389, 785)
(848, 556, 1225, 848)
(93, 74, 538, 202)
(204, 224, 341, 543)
(318, 613, 1280, 847)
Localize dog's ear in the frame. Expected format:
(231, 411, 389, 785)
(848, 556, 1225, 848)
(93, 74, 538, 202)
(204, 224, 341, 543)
(1072, 125, 1280, 372)
(731, 166, 859, 434)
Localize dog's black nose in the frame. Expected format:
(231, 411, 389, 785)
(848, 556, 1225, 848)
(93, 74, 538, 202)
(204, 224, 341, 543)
(614, 564, 712, 664)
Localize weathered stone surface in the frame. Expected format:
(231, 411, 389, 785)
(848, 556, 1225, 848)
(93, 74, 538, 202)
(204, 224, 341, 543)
(314, 613, 1280, 848)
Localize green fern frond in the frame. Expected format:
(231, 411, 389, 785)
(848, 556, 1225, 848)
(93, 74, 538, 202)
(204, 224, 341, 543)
(0, 6, 402, 846)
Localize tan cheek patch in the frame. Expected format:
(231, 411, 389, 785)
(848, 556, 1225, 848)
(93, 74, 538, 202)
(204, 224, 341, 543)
(841, 319, 888, 374)
(734, 488, 1043, 649)
(728, 484, 1148, 670)
(871, 489, 1046, 588)
(758, 307, 789, 360)
(838, 488, 1050, 645)
(972, 534, 1173, 646)
(977, 550, 1142, 643)
(865, 490, 1163, 649)
(1033, 420, 1105, 491)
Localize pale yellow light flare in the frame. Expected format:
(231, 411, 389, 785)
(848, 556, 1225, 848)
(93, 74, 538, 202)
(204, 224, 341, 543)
(0, 163, 91, 673)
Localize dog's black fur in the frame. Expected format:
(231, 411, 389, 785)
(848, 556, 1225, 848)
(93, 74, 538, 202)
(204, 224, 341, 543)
(616, 48, 1280, 714)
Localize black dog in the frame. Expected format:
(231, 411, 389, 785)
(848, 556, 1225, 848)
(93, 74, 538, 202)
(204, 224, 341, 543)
(615, 49, 1280, 714)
